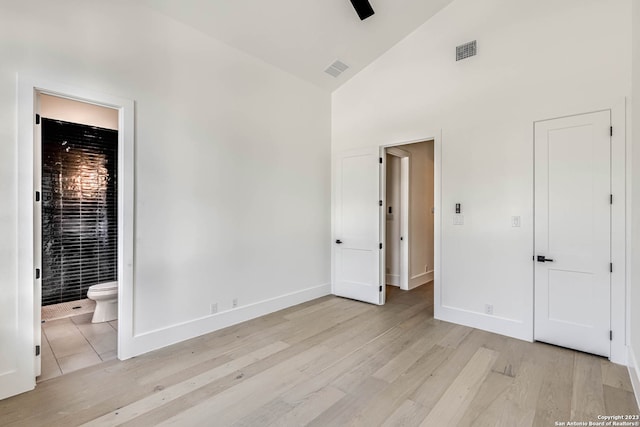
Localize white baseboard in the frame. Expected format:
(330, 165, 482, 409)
(628, 346, 640, 411)
(435, 304, 532, 342)
(409, 271, 433, 290)
(126, 283, 331, 358)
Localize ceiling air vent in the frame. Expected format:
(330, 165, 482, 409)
(325, 60, 349, 78)
(456, 40, 477, 61)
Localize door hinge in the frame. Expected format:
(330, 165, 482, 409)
(610, 194, 613, 205)
(379, 243, 383, 249)
(35, 191, 40, 202)
(610, 126, 613, 137)
(35, 345, 40, 356)
(379, 285, 383, 292)
(610, 263, 613, 273)
(379, 157, 383, 164)
(35, 268, 40, 279)
(35, 114, 40, 125)
(610, 330, 613, 341)
(379, 200, 383, 207)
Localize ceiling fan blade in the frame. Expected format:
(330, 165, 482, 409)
(349, 0, 375, 21)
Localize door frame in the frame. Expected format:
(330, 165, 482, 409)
(384, 147, 410, 290)
(532, 99, 627, 364)
(379, 133, 441, 306)
(17, 75, 136, 384)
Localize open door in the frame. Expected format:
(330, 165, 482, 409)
(333, 148, 383, 305)
(0, 250, 36, 399)
(0, 87, 39, 400)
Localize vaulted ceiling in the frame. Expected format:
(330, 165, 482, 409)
(138, 0, 454, 91)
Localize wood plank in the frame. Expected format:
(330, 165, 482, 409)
(81, 341, 289, 427)
(372, 320, 453, 383)
(601, 360, 635, 393)
(570, 352, 606, 420)
(418, 347, 499, 426)
(305, 377, 389, 427)
(348, 344, 454, 426)
(232, 399, 294, 427)
(532, 344, 574, 427)
(603, 384, 640, 415)
(456, 371, 514, 427)
(437, 323, 473, 348)
(280, 309, 431, 404)
(154, 346, 327, 426)
(409, 329, 495, 409)
(382, 399, 431, 427)
(267, 386, 345, 427)
(283, 297, 343, 320)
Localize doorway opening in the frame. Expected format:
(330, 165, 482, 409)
(36, 94, 120, 381)
(5, 75, 134, 399)
(382, 140, 435, 305)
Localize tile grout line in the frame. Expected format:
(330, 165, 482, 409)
(75, 318, 118, 363)
(40, 330, 63, 380)
(75, 321, 103, 363)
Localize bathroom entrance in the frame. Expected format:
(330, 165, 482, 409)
(37, 94, 119, 381)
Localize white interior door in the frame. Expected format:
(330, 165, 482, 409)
(534, 110, 611, 357)
(0, 100, 39, 400)
(333, 148, 382, 305)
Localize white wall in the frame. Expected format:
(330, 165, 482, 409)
(40, 94, 119, 130)
(630, 0, 640, 402)
(0, 0, 330, 362)
(333, 0, 631, 341)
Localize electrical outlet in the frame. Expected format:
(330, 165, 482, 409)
(210, 303, 218, 314)
(511, 216, 521, 227)
(485, 304, 493, 315)
(453, 214, 464, 225)
(232, 298, 238, 308)
(425, 264, 428, 273)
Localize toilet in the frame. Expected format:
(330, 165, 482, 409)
(87, 282, 118, 323)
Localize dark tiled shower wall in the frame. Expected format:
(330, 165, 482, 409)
(41, 119, 118, 306)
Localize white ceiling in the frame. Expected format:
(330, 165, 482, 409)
(138, 0, 454, 91)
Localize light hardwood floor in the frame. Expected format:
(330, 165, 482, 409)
(1, 284, 638, 426)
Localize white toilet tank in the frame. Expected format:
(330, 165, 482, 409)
(87, 282, 118, 296)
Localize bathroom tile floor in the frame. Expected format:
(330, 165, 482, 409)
(38, 312, 118, 382)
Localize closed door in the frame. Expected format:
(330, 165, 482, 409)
(534, 110, 611, 357)
(333, 148, 382, 305)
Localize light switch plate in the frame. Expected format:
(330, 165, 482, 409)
(511, 216, 521, 227)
